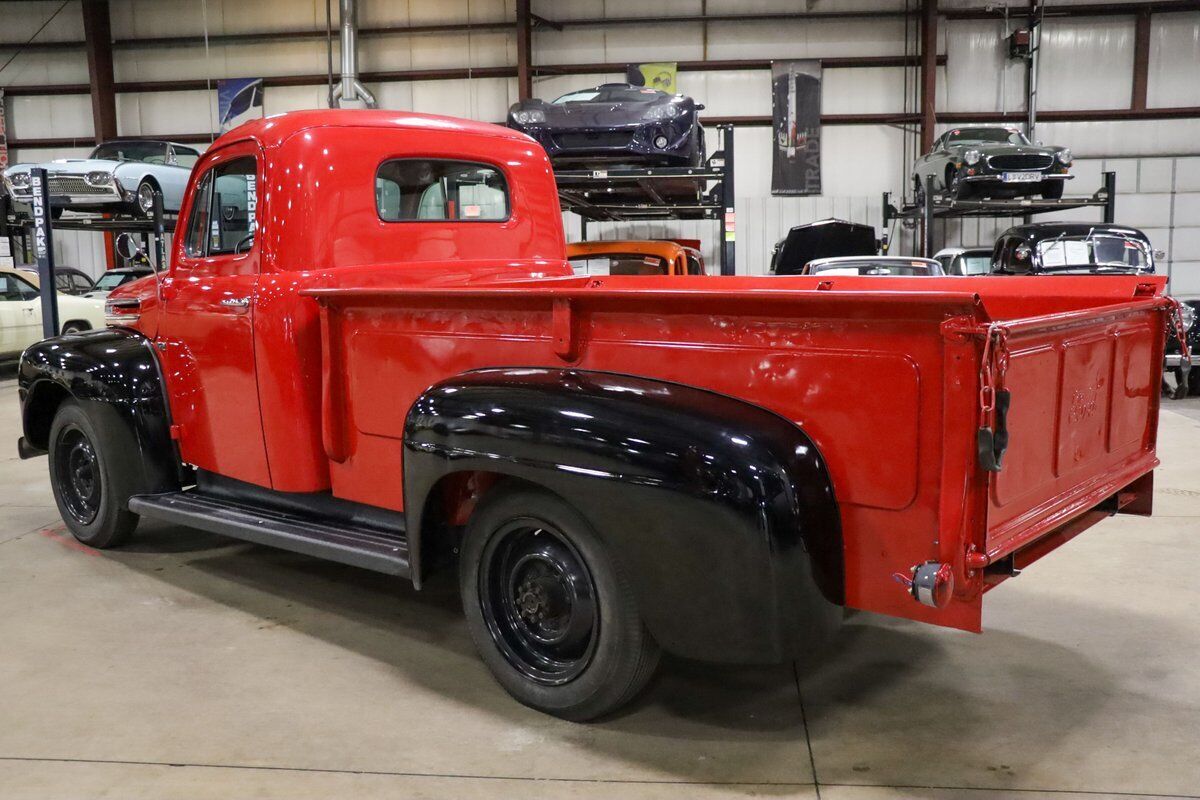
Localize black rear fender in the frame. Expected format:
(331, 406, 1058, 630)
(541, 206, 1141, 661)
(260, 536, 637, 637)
(403, 368, 843, 664)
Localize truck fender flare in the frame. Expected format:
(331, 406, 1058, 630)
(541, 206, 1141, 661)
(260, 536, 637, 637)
(402, 368, 843, 664)
(18, 328, 181, 494)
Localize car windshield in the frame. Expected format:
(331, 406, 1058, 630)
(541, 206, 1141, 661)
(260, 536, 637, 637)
(809, 260, 939, 276)
(90, 141, 168, 164)
(569, 253, 669, 276)
(93, 272, 133, 290)
(553, 86, 667, 104)
(945, 127, 1029, 146)
(954, 253, 993, 275)
(1037, 234, 1152, 272)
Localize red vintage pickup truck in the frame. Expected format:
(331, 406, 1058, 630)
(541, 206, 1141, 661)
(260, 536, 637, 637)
(17, 110, 1171, 720)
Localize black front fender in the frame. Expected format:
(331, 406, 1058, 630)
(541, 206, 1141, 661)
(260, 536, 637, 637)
(18, 328, 180, 493)
(403, 368, 843, 664)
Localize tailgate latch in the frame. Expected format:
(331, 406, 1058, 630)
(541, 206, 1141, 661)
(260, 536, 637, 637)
(977, 326, 1011, 473)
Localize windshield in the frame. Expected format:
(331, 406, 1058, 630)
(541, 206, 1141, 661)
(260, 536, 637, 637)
(568, 253, 669, 276)
(90, 141, 168, 164)
(954, 253, 993, 275)
(809, 260, 939, 276)
(1037, 235, 1151, 272)
(93, 272, 133, 290)
(553, 86, 667, 104)
(945, 127, 1029, 146)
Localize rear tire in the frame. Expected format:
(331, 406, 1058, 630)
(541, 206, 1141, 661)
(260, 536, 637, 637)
(48, 399, 140, 548)
(1041, 180, 1064, 200)
(60, 321, 90, 335)
(459, 485, 660, 721)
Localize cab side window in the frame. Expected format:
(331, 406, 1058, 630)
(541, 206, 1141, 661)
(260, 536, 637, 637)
(182, 156, 257, 258)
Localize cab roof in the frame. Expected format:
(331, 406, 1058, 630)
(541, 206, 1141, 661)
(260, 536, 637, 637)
(214, 109, 532, 150)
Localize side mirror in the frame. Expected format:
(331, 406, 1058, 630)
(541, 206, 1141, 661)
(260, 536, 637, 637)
(695, 103, 705, 111)
(1154, 249, 1166, 261)
(114, 232, 145, 263)
(1036, 140, 1044, 146)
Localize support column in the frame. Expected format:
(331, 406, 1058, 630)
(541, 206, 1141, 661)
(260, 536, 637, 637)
(1132, 10, 1151, 111)
(516, 0, 533, 101)
(82, 0, 117, 143)
(919, 0, 938, 153)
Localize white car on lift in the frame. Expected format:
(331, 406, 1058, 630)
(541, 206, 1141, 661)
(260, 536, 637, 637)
(1, 139, 199, 219)
(932, 246, 994, 276)
(0, 268, 106, 360)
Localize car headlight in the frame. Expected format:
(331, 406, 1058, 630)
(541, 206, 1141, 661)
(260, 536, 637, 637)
(1057, 148, 1072, 164)
(7, 172, 30, 188)
(963, 149, 981, 165)
(1182, 303, 1197, 331)
(645, 104, 681, 120)
(511, 108, 545, 125)
(85, 171, 113, 187)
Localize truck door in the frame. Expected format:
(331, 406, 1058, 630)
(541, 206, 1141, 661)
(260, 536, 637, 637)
(157, 142, 271, 487)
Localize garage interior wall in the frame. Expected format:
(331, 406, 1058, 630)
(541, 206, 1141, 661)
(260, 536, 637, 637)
(2, 0, 1198, 287)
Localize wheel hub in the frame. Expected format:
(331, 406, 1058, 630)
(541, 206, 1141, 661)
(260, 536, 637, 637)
(54, 427, 101, 525)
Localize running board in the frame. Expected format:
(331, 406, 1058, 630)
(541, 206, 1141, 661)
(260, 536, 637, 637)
(128, 491, 410, 577)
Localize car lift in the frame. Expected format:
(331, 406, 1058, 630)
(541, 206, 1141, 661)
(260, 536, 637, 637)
(554, 125, 736, 275)
(883, 171, 1117, 258)
(1, 169, 173, 337)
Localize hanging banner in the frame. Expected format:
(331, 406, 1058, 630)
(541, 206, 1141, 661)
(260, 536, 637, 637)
(771, 60, 822, 196)
(0, 89, 8, 171)
(625, 62, 678, 94)
(217, 77, 264, 133)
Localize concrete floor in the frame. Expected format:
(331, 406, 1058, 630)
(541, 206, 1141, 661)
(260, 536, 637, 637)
(2, 367, 1198, 800)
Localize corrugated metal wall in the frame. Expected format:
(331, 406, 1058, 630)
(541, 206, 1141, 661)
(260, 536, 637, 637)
(3, 0, 1198, 285)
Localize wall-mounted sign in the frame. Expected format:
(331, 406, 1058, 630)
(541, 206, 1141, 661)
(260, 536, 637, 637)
(771, 60, 822, 196)
(218, 78, 265, 133)
(626, 62, 677, 95)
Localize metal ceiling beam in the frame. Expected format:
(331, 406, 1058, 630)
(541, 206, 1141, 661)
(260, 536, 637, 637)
(516, 0, 532, 101)
(81, 0, 117, 143)
(920, 0, 938, 152)
(1131, 8, 1152, 110)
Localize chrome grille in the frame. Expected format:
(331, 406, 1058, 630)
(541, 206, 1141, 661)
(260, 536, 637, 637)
(987, 154, 1053, 171)
(48, 175, 115, 196)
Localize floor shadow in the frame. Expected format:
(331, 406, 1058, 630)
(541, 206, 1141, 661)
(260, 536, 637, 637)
(87, 518, 1124, 788)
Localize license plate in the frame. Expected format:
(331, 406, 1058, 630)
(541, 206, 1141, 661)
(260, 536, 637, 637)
(1002, 172, 1041, 183)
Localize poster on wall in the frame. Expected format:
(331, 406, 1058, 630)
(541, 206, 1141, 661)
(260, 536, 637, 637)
(218, 78, 264, 133)
(626, 62, 677, 94)
(771, 60, 822, 195)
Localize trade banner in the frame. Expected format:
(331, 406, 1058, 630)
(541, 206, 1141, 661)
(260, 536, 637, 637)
(218, 78, 264, 133)
(771, 60, 822, 195)
(626, 62, 677, 94)
(0, 89, 8, 171)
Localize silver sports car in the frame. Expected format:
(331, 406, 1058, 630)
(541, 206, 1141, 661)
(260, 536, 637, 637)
(2, 139, 200, 219)
(912, 126, 1072, 201)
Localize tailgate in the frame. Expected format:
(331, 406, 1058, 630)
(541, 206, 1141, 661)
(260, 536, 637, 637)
(983, 297, 1165, 560)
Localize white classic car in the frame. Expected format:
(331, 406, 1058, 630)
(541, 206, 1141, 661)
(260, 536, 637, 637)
(1, 139, 200, 219)
(0, 267, 106, 360)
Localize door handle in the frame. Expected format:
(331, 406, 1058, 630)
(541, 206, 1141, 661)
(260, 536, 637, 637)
(220, 297, 250, 310)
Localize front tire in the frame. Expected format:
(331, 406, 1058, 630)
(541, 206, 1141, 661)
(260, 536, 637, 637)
(135, 180, 159, 218)
(1041, 180, 1064, 200)
(460, 486, 660, 721)
(48, 399, 140, 548)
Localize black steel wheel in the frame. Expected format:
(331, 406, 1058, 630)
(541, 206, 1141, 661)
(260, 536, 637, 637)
(47, 399, 140, 548)
(479, 521, 599, 685)
(460, 485, 660, 721)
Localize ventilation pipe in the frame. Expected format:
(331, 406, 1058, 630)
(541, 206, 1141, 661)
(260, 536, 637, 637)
(331, 0, 376, 108)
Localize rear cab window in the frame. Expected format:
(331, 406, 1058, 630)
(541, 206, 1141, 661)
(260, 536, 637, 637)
(376, 159, 509, 222)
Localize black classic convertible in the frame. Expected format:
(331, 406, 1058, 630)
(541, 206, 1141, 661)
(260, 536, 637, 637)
(912, 126, 1072, 201)
(506, 83, 705, 168)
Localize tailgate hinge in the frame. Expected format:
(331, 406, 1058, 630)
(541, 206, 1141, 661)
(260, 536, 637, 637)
(977, 325, 1011, 473)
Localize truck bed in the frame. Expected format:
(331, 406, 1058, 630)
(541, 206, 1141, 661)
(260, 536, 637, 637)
(303, 273, 1168, 631)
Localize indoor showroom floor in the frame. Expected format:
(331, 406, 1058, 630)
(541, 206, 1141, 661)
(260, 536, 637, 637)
(1, 372, 1198, 800)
